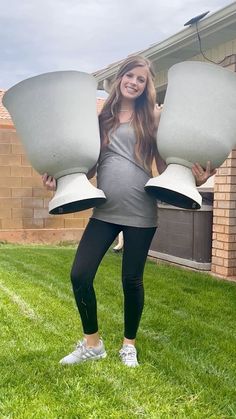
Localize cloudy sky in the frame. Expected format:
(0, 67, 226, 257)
(0, 0, 233, 90)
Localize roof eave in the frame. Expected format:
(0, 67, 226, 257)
(94, 1, 236, 88)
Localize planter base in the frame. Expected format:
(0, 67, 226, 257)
(49, 173, 106, 214)
(145, 164, 202, 209)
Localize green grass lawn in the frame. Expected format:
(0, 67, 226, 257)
(0, 244, 235, 419)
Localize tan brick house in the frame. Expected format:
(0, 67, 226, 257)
(1, 2, 236, 280)
(94, 3, 236, 280)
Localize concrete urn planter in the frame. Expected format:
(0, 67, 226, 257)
(145, 61, 236, 209)
(3, 71, 106, 214)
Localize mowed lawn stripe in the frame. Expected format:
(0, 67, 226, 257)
(0, 245, 235, 418)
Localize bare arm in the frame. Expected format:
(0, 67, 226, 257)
(192, 161, 216, 186)
(42, 164, 97, 192)
(86, 164, 97, 179)
(153, 105, 167, 175)
(42, 173, 57, 191)
(154, 104, 162, 130)
(155, 153, 167, 175)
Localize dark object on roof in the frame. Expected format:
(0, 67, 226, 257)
(184, 11, 210, 26)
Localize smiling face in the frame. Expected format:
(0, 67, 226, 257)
(119, 66, 148, 102)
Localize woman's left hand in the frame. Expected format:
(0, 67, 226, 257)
(192, 161, 217, 186)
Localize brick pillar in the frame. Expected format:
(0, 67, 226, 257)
(211, 151, 236, 278)
(211, 54, 236, 279)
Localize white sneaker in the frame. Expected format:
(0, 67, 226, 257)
(59, 339, 107, 365)
(119, 344, 139, 367)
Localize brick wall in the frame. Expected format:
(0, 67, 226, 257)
(211, 55, 236, 279)
(0, 95, 105, 243)
(211, 151, 236, 278)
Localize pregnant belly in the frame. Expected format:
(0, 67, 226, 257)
(97, 156, 150, 200)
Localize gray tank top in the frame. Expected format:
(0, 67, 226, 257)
(92, 122, 158, 227)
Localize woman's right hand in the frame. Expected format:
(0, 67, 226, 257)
(42, 173, 57, 191)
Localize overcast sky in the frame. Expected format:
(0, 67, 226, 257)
(0, 0, 234, 91)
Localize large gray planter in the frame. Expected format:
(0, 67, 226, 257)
(3, 71, 106, 214)
(145, 61, 236, 209)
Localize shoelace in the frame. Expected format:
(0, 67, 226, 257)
(120, 348, 136, 360)
(72, 340, 85, 355)
(74, 340, 100, 356)
(77, 341, 84, 349)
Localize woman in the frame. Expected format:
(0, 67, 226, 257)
(43, 55, 214, 367)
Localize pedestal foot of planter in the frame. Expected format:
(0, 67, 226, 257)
(145, 164, 202, 209)
(49, 173, 106, 214)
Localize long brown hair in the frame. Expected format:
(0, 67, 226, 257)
(99, 55, 157, 171)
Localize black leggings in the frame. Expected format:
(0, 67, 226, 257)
(70, 218, 156, 340)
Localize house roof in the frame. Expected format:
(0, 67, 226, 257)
(93, 1, 236, 90)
